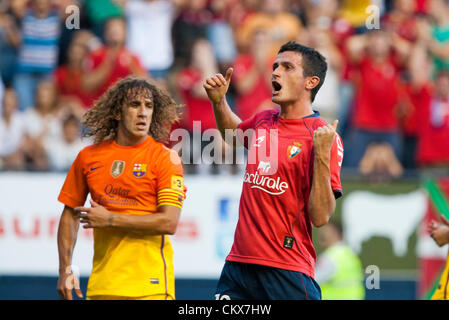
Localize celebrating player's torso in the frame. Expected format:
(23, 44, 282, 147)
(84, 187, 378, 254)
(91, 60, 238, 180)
(227, 109, 344, 278)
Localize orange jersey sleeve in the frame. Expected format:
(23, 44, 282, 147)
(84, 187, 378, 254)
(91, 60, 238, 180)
(156, 148, 187, 209)
(58, 150, 89, 208)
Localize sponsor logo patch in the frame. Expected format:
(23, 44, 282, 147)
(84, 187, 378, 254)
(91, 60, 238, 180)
(257, 161, 271, 174)
(283, 236, 295, 249)
(244, 161, 289, 195)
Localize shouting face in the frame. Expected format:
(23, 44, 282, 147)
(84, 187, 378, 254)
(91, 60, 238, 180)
(271, 51, 320, 105)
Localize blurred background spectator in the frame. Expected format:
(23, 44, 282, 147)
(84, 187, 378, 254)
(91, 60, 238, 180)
(0, 76, 4, 107)
(21, 80, 61, 171)
(175, 38, 223, 174)
(235, 0, 303, 56)
(13, 0, 62, 111)
(82, 17, 147, 101)
(44, 113, 87, 172)
(54, 29, 96, 118)
(125, 0, 178, 83)
(0, 0, 448, 180)
(172, 0, 211, 69)
(0, 0, 24, 86)
(232, 28, 275, 121)
(0, 86, 26, 170)
(344, 29, 409, 169)
(315, 221, 365, 300)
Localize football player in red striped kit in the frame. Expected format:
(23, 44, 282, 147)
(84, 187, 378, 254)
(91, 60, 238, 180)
(204, 41, 344, 300)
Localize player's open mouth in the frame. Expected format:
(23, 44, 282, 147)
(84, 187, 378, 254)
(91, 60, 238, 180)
(272, 81, 282, 95)
(136, 121, 147, 130)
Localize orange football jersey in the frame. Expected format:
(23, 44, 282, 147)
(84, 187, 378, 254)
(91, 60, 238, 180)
(58, 136, 186, 298)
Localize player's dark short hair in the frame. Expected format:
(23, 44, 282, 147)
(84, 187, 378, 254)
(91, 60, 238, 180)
(278, 41, 327, 103)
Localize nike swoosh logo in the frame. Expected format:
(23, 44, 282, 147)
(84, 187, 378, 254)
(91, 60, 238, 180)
(90, 166, 103, 171)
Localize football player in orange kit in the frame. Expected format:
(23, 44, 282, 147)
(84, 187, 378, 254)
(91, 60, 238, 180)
(56, 77, 185, 300)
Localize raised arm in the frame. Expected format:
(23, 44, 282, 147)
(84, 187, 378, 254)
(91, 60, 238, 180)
(56, 205, 83, 300)
(81, 49, 117, 92)
(203, 68, 242, 146)
(346, 34, 367, 65)
(307, 120, 339, 227)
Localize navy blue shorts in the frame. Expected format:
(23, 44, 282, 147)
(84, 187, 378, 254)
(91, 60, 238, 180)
(215, 261, 321, 300)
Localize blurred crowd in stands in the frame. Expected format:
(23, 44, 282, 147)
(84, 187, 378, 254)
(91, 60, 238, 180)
(1, 0, 449, 180)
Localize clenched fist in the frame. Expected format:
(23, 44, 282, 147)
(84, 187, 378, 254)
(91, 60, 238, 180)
(313, 120, 338, 161)
(203, 68, 233, 104)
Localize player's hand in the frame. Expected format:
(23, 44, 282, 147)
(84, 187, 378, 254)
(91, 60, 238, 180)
(57, 266, 83, 300)
(313, 120, 338, 161)
(428, 215, 449, 247)
(75, 199, 113, 229)
(203, 68, 233, 104)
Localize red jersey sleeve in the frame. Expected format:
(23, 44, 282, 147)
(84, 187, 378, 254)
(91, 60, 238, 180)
(330, 133, 344, 199)
(156, 148, 187, 209)
(58, 151, 89, 208)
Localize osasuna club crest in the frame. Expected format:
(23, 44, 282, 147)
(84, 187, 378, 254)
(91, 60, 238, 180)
(287, 142, 302, 159)
(111, 160, 125, 178)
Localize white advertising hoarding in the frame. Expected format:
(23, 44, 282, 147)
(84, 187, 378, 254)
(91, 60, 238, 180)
(0, 173, 242, 278)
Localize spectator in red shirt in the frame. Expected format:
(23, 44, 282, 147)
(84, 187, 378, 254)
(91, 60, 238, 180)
(416, 70, 449, 170)
(232, 28, 275, 121)
(407, 28, 449, 173)
(399, 41, 431, 170)
(54, 31, 96, 118)
(345, 29, 409, 168)
(175, 38, 229, 174)
(176, 38, 219, 133)
(300, 0, 355, 139)
(382, 0, 419, 43)
(82, 17, 147, 101)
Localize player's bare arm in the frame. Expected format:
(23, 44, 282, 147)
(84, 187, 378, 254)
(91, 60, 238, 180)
(56, 205, 84, 300)
(308, 120, 339, 227)
(428, 215, 449, 247)
(203, 68, 242, 147)
(75, 199, 181, 235)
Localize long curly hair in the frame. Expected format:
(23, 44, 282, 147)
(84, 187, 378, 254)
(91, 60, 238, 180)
(82, 77, 182, 144)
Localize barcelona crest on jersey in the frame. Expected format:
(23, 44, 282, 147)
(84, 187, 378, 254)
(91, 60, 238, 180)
(133, 163, 147, 178)
(287, 142, 302, 159)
